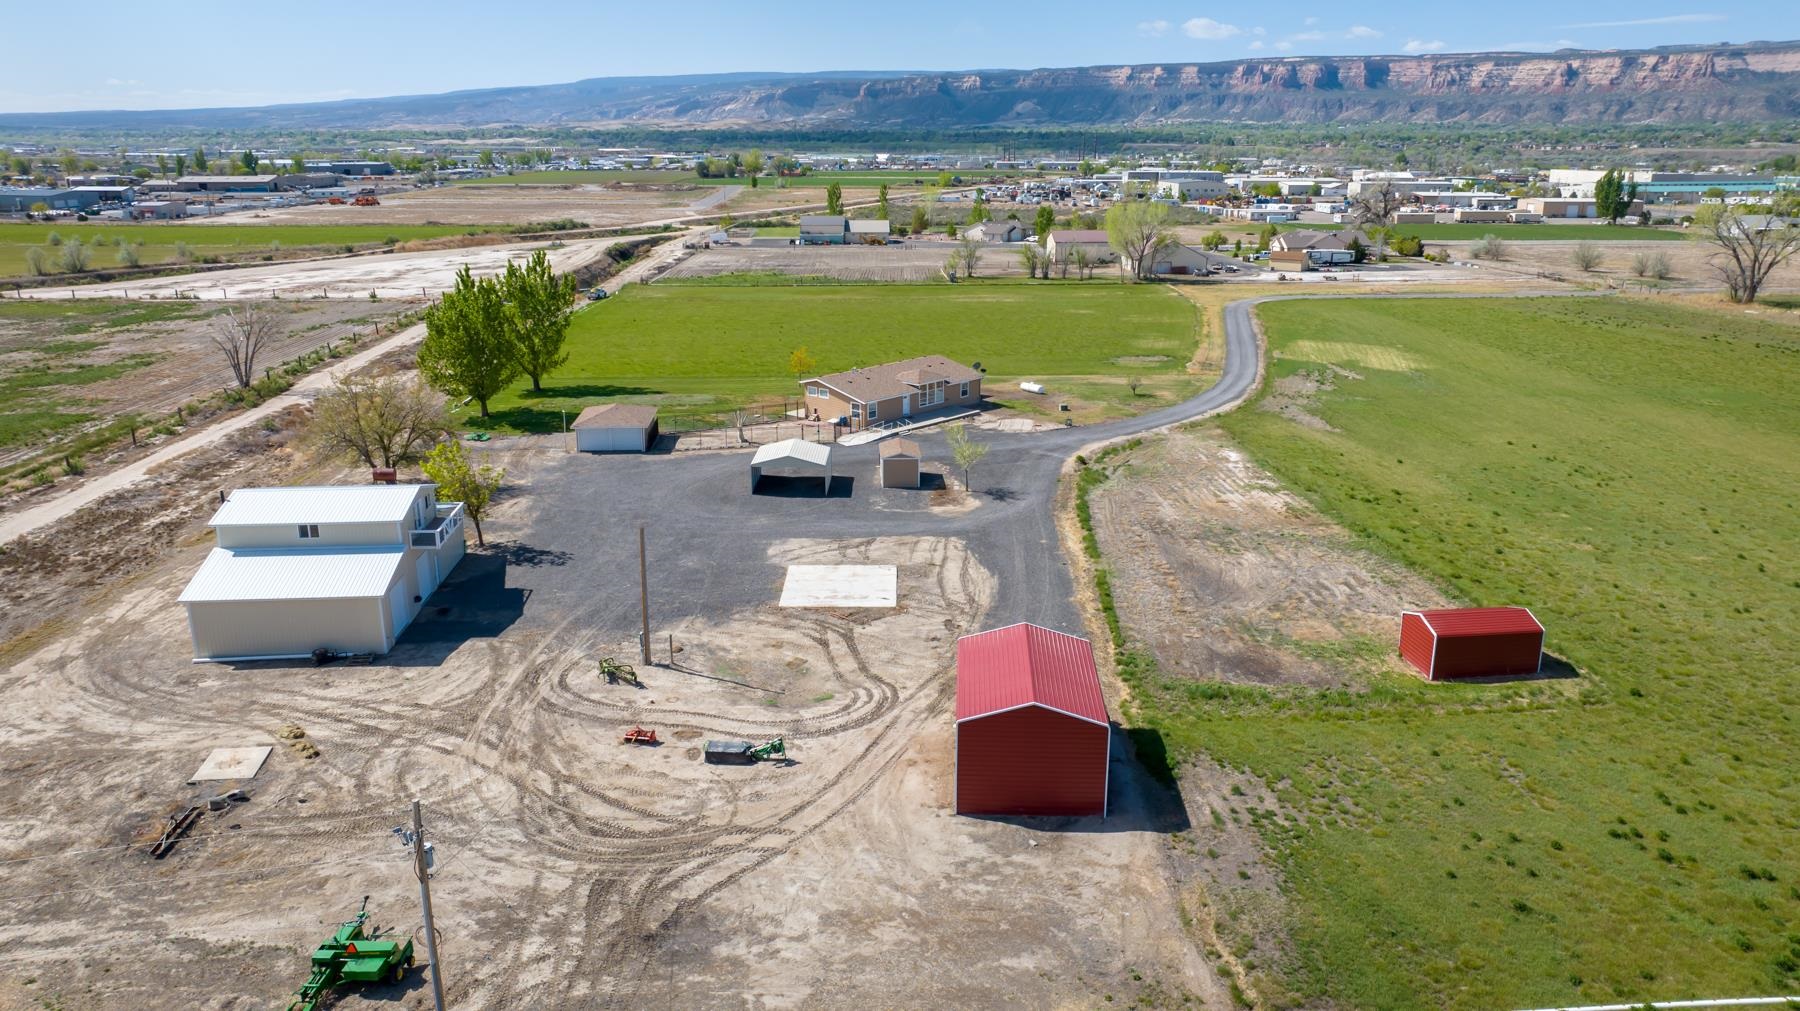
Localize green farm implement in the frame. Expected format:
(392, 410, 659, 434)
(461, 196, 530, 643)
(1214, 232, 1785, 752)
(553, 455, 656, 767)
(703, 736, 787, 765)
(287, 896, 413, 1011)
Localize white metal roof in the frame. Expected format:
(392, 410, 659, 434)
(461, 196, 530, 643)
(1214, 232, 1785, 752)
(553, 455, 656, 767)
(179, 546, 406, 603)
(751, 439, 832, 469)
(208, 485, 428, 528)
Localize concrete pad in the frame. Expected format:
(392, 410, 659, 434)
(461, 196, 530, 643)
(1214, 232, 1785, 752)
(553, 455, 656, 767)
(188, 746, 273, 783)
(778, 565, 897, 608)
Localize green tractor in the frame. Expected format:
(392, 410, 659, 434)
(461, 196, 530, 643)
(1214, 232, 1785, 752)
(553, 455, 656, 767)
(287, 896, 414, 1011)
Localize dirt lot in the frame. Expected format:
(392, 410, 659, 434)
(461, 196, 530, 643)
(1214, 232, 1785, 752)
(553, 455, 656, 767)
(1088, 425, 1448, 689)
(216, 184, 702, 228)
(1439, 237, 1800, 293)
(658, 242, 1029, 282)
(0, 438, 1231, 1008)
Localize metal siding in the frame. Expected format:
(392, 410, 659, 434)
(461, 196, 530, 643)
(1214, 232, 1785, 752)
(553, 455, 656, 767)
(186, 597, 388, 659)
(1429, 630, 1544, 678)
(1398, 612, 1437, 677)
(881, 457, 919, 488)
(955, 706, 1109, 816)
(179, 546, 406, 603)
(955, 624, 1108, 725)
(209, 484, 427, 528)
(1418, 606, 1543, 638)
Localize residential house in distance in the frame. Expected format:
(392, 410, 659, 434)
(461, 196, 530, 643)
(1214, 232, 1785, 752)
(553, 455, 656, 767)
(800, 355, 983, 430)
(967, 220, 1026, 242)
(798, 215, 849, 244)
(1270, 228, 1368, 253)
(178, 484, 466, 661)
(848, 218, 891, 243)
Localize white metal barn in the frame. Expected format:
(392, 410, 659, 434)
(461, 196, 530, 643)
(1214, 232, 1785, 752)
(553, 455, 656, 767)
(569, 403, 659, 453)
(749, 438, 832, 493)
(178, 484, 467, 662)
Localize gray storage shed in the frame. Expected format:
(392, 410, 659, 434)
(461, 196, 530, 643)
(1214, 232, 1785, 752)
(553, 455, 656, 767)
(879, 438, 921, 488)
(570, 403, 659, 453)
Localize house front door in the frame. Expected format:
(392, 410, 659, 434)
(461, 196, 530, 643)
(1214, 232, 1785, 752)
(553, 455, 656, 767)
(902, 395, 912, 417)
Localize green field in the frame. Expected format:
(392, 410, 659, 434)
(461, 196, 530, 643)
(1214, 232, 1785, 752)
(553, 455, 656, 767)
(470, 282, 1202, 432)
(1119, 297, 1798, 1008)
(453, 169, 987, 188)
(0, 222, 491, 277)
(1281, 221, 1688, 241)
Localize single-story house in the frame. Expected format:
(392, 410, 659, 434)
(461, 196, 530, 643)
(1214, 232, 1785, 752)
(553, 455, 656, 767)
(954, 623, 1110, 817)
(848, 218, 891, 242)
(798, 215, 849, 244)
(569, 403, 659, 453)
(1270, 228, 1367, 253)
(750, 438, 833, 493)
(178, 484, 466, 662)
(967, 220, 1026, 243)
(879, 438, 922, 488)
(800, 355, 983, 430)
(1044, 229, 1116, 266)
(1269, 249, 1312, 271)
(1132, 243, 1212, 276)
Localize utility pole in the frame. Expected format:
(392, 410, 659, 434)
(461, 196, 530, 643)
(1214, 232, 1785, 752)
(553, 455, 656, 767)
(412, 800, 446, 1011)
(638, 525, 651, 665)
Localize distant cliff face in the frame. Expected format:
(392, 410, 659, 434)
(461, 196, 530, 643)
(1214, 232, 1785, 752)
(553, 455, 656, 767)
(4, 42, 1797, 130)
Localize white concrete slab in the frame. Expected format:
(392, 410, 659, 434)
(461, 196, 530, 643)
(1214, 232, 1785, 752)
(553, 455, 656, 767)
(188, 746, 273, 783)
(778, 565, 897, 608)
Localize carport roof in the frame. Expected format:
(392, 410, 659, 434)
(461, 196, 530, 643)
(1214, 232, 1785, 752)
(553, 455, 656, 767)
(955, 622, 1108, 726)
(751, 438, 832, 468)
(179, 546, 405, 603)
(209, 484, 426, 528)
(571, 404, 658, 429)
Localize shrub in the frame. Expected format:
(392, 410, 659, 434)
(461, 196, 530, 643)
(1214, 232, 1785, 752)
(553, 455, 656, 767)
(173, 241, 191, 262)
(45, 231, 62, 246)
(1631, 250, 1672, 280)
(1572, 242, 1603, 272)
(59, 239, 91, 272)
(117, 243, 141, 267)
(24, 246, 51, 275)
(1469, 234, 1508, 261)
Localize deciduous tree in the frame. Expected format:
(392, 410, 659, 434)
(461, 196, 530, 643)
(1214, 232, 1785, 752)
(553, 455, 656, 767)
(945, 422, 988, 493)
(1694, 202, 1800, 303)
(825, 182, 843, 215)
(419, 266, 519, 418)
(1105, 200, 1176, 280)
(209, 304, 280, 388)
(421, 440, 503, 546)
(876, 184, 889, 220)
(308, 375, 454, 469)
(1034, 204, 1055, 244)
(741, 149, 764, 188)
(498, 249, 577, 392)
(788, 346, 816, 378)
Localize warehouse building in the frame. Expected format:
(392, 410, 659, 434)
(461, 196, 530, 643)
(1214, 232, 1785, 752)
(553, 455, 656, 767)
(179, 484, 466, 662)
(954, 623, 1110, 818)
(1399, 607, 1545, 680)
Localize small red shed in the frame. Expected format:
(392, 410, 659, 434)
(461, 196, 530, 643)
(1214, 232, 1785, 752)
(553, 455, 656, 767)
(954, 623, 1110, 818)
(1399, 607, 1545, 680)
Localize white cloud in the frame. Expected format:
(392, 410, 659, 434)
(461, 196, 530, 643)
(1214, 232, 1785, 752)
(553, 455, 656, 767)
(1252, 26, 1266, 36)
(1560, 13, 1725, 29)
(1182, 17, 1243, 40)
(1401, 38, 1448, 53)
(1248, 40, 1265, 51)
(1287, 30, 1327, 43)
(1346, 25, 1382, 39)
(1303, 16, 1319, 26)
(1137, 19, 1170, 37)
(1274, 40, 1294, 52)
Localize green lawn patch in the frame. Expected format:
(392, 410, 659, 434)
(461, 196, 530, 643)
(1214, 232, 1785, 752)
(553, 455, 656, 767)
(469, 282, 1202, 433)
(1121, 296, 1798, 1009)
(0, 222, 493, 277)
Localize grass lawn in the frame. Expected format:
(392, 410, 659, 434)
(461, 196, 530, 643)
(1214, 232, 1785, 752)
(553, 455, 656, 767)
(1280, 221, 1688, 241)
(1122, 297, 1798, 1008)
(452, 170, 916, 188)
(0, 222, 491, 277)
(469, 282, 1203, 433)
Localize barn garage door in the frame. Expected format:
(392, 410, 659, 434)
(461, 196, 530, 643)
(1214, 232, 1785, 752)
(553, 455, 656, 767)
(578, 427, 645, 452)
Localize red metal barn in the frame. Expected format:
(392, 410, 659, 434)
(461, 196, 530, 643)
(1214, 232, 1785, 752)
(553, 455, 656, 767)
(1399, 607, 1545, 680)
(954, 623, 1110, 817)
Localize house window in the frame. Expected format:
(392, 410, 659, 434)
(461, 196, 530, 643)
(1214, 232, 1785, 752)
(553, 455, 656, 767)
(297, 524, 320, 539)
(850, 403, 862, 419)
(807, 385, 828, 399)
(961, 381, 971, 398)
(867, 402, 880, 420)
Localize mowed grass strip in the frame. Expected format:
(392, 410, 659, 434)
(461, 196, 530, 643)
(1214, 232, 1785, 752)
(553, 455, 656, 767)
(1128, 297, 1798, 1009)
(0, 222, 491, 276)
(1280, 221, 1688, 241)
(474, 282, 1201, 432)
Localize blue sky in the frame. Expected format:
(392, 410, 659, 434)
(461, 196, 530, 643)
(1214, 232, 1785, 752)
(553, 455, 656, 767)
(1, 2, 1789, 113)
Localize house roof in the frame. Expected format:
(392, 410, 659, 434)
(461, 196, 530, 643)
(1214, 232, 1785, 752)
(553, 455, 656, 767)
(571, 403, 658, 429)
(751, 438, 832, 468)
(178, 545, 405, 603)
(208, 485, 427, 528)
(806, 355, 982, 404)
(847, 218, 890, 233)
(799, 214, 847, 232)
(955, 622, 1109, 726)
(1049, 229, 1109, 243)
(1411, 607, 1543, 638)
(879, 437, 921, 459)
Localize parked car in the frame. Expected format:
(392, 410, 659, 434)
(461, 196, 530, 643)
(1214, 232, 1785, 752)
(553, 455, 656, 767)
(587, 287, 609, 301)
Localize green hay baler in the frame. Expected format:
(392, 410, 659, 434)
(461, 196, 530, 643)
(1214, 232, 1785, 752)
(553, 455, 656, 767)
(287, 896, 413, 1011)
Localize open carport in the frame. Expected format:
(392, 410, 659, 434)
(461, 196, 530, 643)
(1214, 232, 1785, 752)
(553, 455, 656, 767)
(750, 438, 833, 494)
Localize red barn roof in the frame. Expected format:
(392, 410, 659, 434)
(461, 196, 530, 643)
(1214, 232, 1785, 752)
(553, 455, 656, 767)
(955, 623, 1108, 726)
(1412, 607, 1543, 638)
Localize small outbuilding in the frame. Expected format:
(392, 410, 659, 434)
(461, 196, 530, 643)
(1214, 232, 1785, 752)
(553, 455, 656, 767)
(570, 403, 658, 453)
(1399, 607, 1544, 680)
(954, 623, 1110, 818)
(750, 438, 833, 494)
(878, 438, 921, 488)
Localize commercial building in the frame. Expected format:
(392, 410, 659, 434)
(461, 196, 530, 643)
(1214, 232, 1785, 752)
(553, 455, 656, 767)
(1517, 197, 1644, 220)
(0, 186, 127, 213)
(1399, 607, 1545, 680)
(178, 484, 466, 662)
(954, 623, 1110, 817)
(799, 355, 983, 430)
(176, 175, 280, 193)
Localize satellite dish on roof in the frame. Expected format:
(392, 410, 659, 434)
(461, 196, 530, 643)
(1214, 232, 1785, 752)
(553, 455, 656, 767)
(972, 361, 983, 372)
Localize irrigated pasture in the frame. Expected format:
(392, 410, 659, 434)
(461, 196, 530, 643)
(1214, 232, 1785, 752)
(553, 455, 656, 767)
(1107, 296, 1799, 1009)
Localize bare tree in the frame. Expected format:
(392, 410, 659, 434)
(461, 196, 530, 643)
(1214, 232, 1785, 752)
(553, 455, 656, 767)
(1695, 203, 1800, 304)
(1351, 183, 1404, 258)
(209, 305, 280, 388)
(958, 236, 983, 277)
(1018, 243, 1042, 278)
(1071, 247, 1093, 280)
(306, 374, 454, 469)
